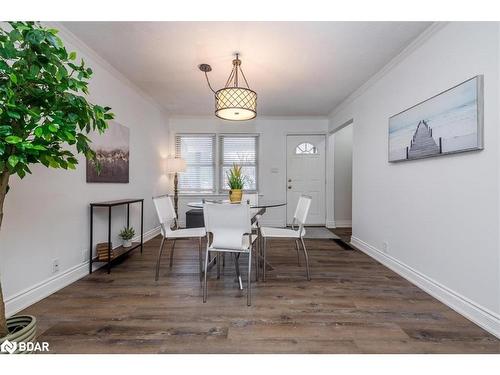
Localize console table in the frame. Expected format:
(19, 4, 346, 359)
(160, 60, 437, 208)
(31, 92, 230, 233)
(89, 198, 144, 274)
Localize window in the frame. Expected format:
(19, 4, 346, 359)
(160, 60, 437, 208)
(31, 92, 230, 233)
(220, 135, 258, 191)
(295, 142, 318, 155)
(175, 134, 215, 193)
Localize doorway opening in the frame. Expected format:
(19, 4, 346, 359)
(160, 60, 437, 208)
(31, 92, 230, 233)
(330, 120, 353, 243)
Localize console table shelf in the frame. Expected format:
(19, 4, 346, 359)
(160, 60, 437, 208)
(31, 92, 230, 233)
(89, 198, 144, 274)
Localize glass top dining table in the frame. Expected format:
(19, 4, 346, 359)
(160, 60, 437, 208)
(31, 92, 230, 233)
(186, 200, 286, 210)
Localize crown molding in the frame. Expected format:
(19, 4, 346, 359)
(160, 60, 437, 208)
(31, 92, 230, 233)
(43, 22, 169, 117)
(329, 22, 448, 119)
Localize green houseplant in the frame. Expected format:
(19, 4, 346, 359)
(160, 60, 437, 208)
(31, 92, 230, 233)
(0, 22, 114, 347)
(226, 163, 246, 202)
(119, 226, 135, 248)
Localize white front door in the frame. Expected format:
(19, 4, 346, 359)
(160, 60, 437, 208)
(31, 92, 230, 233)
(286, 135, 326, 225)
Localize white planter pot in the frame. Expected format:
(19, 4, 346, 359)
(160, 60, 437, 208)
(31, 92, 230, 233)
(122, 239, 132, 248)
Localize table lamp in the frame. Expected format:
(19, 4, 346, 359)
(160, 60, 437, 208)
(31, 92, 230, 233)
(165, 157, 186, 217)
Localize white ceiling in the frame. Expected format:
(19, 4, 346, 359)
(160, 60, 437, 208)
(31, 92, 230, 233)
(62, 22, 432, 117)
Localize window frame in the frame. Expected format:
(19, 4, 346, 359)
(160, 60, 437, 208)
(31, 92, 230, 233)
(175, 133, 216, 194)
(295, 142, 318, 155)
(219, 134, 259, 193)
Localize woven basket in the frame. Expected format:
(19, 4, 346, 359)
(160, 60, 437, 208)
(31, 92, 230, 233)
(96, 242, 115, 261)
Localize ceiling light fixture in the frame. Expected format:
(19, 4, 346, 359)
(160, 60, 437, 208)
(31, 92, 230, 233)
(199, 53, 257, 121)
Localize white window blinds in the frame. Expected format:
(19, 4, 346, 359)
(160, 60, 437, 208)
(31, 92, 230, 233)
(175, 134, 216, 193)
(220, 135, 259, 191)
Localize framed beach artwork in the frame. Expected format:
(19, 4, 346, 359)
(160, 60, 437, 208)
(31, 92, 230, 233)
(388, 75, 484, 162)
(86, 121, 130, 183)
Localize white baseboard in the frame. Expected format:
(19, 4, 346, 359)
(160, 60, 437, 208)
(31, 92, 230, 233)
(5, 261, 91, 317)
(5, 226, 160, 317)
(133, 225, 161, 244)
(350, 236, 500, 339)
(334, 219, 352, 228)
(326, 220, 336, 229)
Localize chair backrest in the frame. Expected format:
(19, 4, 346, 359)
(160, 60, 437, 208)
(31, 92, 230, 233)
(293, 195, 312, 228)
(152, 195, 176, 236)
(203, 202, 252, 250)
(242, 192, 259, 206)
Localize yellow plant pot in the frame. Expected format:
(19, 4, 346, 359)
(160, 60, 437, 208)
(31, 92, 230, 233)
(229, 189, 242, 203)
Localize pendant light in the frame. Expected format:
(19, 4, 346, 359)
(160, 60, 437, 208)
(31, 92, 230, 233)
(199, 53, 257, 121)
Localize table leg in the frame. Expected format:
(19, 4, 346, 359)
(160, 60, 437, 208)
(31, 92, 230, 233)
(89, 205, 93, 274)
(140, 200, 144, 253)
(126, 203, 130, 228)
(107, 206, 112, 274)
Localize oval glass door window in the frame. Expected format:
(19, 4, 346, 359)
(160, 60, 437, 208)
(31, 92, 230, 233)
(295, 142, 318, 155)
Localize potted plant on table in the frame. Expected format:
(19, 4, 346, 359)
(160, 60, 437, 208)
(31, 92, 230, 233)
(119, 227, 135, 248)
(226, 163, 246, 203)
(0, 22, 114, 352)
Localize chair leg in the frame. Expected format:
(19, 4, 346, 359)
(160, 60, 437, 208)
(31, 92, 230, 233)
(217, 253, 221, 279)
(294, 239, 301, 266)
(300, 237, 311, 281)
(203, 248, 209, 303)
(263, 237, 267, 282)
(254, 243, 259, 282)
(247, 249, 252, 306)
(155, 237, 167, 281)
(233, 253, 243, 290)
(169, 239, 176, 268)
(198, 237, 203, 281)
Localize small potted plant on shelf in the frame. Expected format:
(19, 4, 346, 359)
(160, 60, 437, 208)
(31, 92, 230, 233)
(119, 227, 135, 248)
(226, 163, 246, 203)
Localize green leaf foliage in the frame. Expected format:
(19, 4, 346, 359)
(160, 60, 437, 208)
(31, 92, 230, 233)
(119, 226, 135, 240)
(0, 21, 115, 179)
(226, 163, 246, 190)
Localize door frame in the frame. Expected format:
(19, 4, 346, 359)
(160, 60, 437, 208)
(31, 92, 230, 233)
(328, 118, 354, 229)
(285, 132, 328, 226)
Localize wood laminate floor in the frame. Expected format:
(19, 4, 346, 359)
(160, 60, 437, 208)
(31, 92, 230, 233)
(330, 227, 352, 243)
(21, 235, 499, 353)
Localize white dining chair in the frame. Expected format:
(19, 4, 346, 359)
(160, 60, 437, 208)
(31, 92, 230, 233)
(259, 195, 312, 281)
(203, 202, 256, 306)
(242, 192, 262, 279)
(242, 192, 260, 222)
(152, 195, 206, 281)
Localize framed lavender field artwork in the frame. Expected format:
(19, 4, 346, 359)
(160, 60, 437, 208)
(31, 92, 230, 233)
(388, 75, 484, 162)
(86, 121, 130, 183)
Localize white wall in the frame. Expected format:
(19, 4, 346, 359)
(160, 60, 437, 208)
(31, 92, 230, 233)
(329, 22, 500, 337)
(333, 124, 353, 227)
(168, 116, 329, 227)
(0, 24, 170, 316)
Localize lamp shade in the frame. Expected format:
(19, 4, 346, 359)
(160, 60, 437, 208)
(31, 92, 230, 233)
(165, 157, 186, 173)
(200, 54, 257, 121)
(215, 87, 257, 121)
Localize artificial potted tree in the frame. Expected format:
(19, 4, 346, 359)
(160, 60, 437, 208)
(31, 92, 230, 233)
(0, 22, 114, 351)
(226, 163, 246, 203)
(119, 227, 135, 248)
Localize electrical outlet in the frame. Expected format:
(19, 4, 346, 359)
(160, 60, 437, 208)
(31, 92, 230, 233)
(382, 241, 389, 254)
(52, 259, 60, 274)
